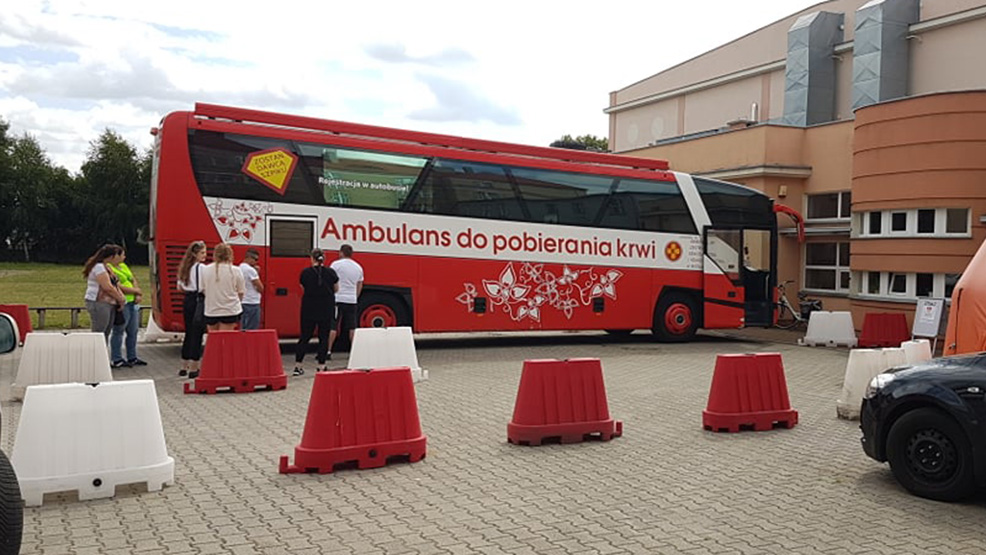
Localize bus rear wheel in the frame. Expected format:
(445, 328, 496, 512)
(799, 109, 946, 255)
(653, 293, 698, 342)
(358, 293, 411, 329)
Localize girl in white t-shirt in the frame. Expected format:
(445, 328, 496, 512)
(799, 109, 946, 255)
(200, 242, 245, 332)
(83, 244, 127, 340)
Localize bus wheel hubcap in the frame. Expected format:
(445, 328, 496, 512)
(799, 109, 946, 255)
(362, 305, 396, 328)
(665, 303, 692, 334)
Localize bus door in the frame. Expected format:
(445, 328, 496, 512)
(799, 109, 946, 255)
(264, 216, 318, 336)
(703, 227, 775, 328)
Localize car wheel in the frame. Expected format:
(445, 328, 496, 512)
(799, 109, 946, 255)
(0, 449, 23, 555)
(886, 408, 976, 501)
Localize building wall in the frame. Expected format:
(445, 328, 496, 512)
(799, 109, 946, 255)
(802, 121, 853, 195)
(849, 91, 986, 329)
(611, 0, 866, 107)
(911, 16, 986, 95)
(609, 0, 986, 153)
(609, 0, 986, 335)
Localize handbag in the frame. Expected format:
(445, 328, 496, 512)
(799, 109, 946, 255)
(192, 265, 205, 327)
(114, 307, 126, 326)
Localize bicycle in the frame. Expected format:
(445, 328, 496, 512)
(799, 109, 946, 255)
(775, 280, 822, 330)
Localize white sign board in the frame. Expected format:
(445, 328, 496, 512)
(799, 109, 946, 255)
(912, 298, 945, 338)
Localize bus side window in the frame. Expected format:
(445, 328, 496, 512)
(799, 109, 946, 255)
(423, 160, 525, 222)
(601, 179, 695, 234)
(509, 167, 614, 227)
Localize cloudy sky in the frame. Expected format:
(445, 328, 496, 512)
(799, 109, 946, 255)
(0, 0, 821, 172)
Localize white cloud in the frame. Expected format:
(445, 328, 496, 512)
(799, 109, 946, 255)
(0, 0, 821, 172)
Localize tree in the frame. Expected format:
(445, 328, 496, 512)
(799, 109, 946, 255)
(550, 134, 609, 152)
(0, 118, 14, 252)
(78, 130, 151, 263)
(4, 133, 62, 261)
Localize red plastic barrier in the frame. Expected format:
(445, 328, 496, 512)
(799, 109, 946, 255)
(0, 304, 32, 345)
(507, 358, 623, 446)
(280, 367, 426, 473)
(184, 329, 287, 394)
(703, 353, 798, 433)
(858, 313, 910, 348)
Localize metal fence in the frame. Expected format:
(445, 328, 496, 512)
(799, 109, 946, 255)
(30, 306, 149, 329)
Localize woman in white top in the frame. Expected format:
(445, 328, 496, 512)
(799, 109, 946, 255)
(83, 244, 127, 340)
(200, 242, 245, 332)
(177, 241, 208, 377)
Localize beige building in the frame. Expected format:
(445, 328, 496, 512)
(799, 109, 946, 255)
(607, 0, 986, 332)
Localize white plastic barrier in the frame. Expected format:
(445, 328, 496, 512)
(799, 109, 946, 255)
(348, 326, 428, 382)
(11, 380, 174, 506)
(836, 347, 908, 420)
(141, 317, 183, 343)
(12, 332, 113, 400)
(882, 347, 908, 371)
(901, 339, 932, 364)
(800, 311, 858, 348)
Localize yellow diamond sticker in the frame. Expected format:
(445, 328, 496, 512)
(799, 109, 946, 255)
(242, 148, 298, 195)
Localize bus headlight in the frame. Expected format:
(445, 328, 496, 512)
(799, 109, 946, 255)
(864, 373, 896, 399)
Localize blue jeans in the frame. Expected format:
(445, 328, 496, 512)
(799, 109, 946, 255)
(240, 304, 261, 330)
(110, 302, 140, 363)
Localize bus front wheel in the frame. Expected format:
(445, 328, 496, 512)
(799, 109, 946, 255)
(652, 293, 698, 342)
(358, 293, 411, 329)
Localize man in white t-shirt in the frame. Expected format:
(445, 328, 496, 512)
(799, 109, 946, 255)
(239, 248, 264, 330)
(329, 244, 364, 356)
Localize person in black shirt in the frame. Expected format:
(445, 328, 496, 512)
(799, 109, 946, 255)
(294, 248, 339, 375)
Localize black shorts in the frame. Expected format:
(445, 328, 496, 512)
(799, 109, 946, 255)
(205, 313, 241, 325)
(337, 303, 357, 330)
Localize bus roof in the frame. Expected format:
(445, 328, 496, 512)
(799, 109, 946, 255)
(193, 103, 670, 173)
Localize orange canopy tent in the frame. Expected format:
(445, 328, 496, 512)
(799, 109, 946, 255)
(944, 238, 986, 355)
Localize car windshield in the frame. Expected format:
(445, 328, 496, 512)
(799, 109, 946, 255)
(0, 315, 15, 354)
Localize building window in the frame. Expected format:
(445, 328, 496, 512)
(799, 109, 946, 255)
(804, 242, 850, 292)
(867, 272, 880, 295)
(853, 271, 961, 299)
(807, 192, 850, 220)
(945, 274, 961, 297)
(916, 273, 933, 297)
(917, 209, 935, 234)
(858, 208, 971, 238)
(889, 273, 907, 295)
(868, 212, 882, 235)
(946, 209, 969, 234)
(891, 212, 907, 232)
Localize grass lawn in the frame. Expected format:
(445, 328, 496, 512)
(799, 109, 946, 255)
(0, 262, 151, 330)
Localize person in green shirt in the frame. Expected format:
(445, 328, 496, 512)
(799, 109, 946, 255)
(108, 249, 146, 368)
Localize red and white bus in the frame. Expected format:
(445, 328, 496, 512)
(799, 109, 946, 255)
(150, 103, 785, 341)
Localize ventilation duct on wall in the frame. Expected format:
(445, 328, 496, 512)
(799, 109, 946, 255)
(782, 11, 845, 126)
(852, 0, 920, 111)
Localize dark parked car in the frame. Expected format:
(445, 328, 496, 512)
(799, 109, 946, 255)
(0, 312, 23, 554)
(860, 353, 986, 501)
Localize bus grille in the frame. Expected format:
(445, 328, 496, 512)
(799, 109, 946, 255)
(162, 244, 187, 314)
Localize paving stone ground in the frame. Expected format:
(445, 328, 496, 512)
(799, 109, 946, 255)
(1, 329, 984, 555)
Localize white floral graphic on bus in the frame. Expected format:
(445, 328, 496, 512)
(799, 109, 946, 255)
(207, 199, 272, 243)
(456, 262, 623, 322)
